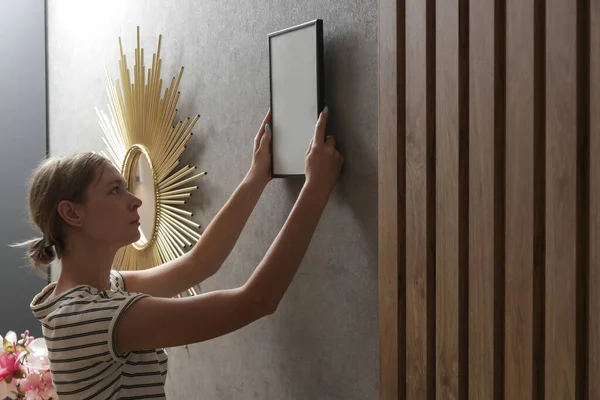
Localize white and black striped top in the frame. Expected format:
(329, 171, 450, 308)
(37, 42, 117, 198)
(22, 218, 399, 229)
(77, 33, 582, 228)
(30, 270, 168, 399)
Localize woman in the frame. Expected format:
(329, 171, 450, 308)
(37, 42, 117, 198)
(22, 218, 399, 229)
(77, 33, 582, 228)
(24, 107, 343, 399)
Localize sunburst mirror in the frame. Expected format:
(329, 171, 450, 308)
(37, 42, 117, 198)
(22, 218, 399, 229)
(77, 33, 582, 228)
(95, 27, 205, 297)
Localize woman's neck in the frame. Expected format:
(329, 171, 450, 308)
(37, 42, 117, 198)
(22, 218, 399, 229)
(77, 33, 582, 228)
(54, 235, 118, 291)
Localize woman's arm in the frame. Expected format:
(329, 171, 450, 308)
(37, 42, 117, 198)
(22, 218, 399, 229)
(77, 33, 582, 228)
(120, 111, 272, 297)
(187, 109, 274, 278)
(117, 181, 333, 351)
(116, 108, 343, 351)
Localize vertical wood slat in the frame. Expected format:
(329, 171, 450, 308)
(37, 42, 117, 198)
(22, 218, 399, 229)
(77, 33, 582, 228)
(468, 0, 495, 398)
(589, 0, 600, 397)
(505, 0, 535, 398)
(545, 0, 578, 398)
(436, 0, 460, 398)
(405, 0, 429, 397)
(532, 1, 547, 397)
(378, 0, 402, 398)
(575, 0, 590, 396)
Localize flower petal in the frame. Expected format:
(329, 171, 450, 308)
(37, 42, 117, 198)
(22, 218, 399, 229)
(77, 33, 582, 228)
(0, 377, 17, 399)
(22, 355, 47, 370)
(0, 380, 9, 399)
(27, 338, 47, 355)
(4, 332, 17, 345)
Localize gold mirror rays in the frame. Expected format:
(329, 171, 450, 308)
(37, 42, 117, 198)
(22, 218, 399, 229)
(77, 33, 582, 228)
(95, 27, 205, 297)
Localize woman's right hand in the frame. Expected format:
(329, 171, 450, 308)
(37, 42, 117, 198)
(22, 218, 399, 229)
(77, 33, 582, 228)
(304, 107, 344, 195)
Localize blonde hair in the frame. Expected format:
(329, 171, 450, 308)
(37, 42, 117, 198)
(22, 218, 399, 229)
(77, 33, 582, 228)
(13, 152, 111, 277)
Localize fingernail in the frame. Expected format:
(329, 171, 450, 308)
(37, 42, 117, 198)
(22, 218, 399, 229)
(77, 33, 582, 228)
(265, 123, 271, 133)
(323, 106, 329, 114)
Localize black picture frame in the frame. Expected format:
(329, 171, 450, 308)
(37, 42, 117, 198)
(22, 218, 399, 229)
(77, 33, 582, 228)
(268, 19, 325, 178)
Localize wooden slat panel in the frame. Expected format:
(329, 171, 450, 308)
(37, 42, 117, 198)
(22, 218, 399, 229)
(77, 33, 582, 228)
(436, 0, 460, 398)
(468, 0, 495, 398)
(378, 0, 401, 398)
(505, 0, 535, 398)
(405, 0, 428, 397)
(589, 0, 600, 397)
(545, 0, 578, 398)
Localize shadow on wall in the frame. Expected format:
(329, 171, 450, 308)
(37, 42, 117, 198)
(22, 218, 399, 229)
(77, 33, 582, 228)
(278, 28, 379, 398)
(283, 28, 378, 255)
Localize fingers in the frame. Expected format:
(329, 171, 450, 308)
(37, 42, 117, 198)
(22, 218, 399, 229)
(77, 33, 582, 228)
(258, 123, 271, 151)
(254, 134, 261, 152)
(255, 109, 271, 151)
(306, 137, 314, 155)
(312, 106, 329, 148)
(325, 135, 336, 149)
(261, 108, 272, 128)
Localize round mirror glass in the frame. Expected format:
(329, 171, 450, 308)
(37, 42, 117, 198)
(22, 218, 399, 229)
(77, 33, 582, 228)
(129, 153, 156, 247)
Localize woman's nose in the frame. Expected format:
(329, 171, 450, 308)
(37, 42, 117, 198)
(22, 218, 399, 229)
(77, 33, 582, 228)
(131, 194, 143, 209)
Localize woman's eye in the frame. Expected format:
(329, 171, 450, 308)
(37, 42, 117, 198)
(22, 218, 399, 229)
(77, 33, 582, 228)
(111, 186, 120, 194)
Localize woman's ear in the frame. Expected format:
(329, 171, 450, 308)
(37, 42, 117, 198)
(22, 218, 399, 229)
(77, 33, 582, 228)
(57, 200, 83, 227)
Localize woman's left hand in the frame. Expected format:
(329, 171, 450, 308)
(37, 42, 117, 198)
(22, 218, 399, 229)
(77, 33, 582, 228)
(246, 109, 272, 186)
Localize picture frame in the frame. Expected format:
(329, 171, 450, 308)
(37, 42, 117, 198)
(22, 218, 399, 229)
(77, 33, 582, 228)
(268, 19, 325, 177)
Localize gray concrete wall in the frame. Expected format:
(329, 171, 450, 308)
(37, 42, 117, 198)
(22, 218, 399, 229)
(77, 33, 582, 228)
(0, 0, 47, 337)
(47, 0, 378, 398)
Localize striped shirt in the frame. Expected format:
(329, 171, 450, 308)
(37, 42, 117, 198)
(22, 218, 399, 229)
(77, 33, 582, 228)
(30, 270, 168, 399)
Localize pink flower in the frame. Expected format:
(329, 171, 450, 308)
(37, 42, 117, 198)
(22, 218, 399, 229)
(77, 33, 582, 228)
(40, 371, 57, 400)
(19, 371, 56, 400)
(20, 372, 45, 400)
(0, 352, 24, 381)
(0, 331, 55, 399)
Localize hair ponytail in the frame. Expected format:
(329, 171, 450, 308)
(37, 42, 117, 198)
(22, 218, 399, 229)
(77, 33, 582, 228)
(11, 237, 54, 279)
(13, 152, 110, 279)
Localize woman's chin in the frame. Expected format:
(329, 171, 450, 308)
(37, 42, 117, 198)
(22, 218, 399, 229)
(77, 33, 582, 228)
(131, 231, 142, 243)
(121, 228, 141, 246)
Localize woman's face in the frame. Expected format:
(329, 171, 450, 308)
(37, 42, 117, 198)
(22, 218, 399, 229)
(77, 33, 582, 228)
(77, 163, 143, 248)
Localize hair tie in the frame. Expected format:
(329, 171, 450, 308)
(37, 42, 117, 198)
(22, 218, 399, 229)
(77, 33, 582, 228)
(42, 236, 53, 251)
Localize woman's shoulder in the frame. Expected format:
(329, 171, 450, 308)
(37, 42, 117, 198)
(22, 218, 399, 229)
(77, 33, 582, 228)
(30, 270, 129, 322)
(32, 285, 115, 322)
